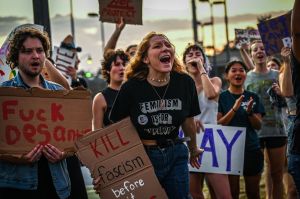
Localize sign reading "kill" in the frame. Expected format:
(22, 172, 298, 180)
(75, 118, 168, 199)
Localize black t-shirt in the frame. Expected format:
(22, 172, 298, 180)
(71, 77, 88, 88)
(291, 52, 300, 153)
(218, 90, 265, 151)
(110, 71, 200, 140)
(102, 87, 119, 126)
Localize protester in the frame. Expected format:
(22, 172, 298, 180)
(60, 35, 88, 88)
(96, 32, 203, 198)
(0, 27, 70, 199)
(92, 49, 129, 130)
(218, 60, 264, 199)
(244, 40, 286, 199)
(239, 43, 254, 71)
(288, 0, 300, 195)
(267, 56, 281, 71)
(103, 17, 137, 58)
(183, 43, 231, 199)
(59, 35, 88, 199)
(278, 47, 298, 199)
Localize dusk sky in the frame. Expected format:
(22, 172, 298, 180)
(0, 0, 294, 73)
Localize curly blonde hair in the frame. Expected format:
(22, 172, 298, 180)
(125, 32, 185, 80)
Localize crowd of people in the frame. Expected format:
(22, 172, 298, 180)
(1, 1, 300, 199)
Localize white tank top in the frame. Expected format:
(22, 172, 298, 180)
(197, 90, 218, 124)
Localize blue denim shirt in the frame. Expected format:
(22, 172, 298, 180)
(0, 73, 71, 199)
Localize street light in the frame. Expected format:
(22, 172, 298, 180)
(88, 12, 105, 52)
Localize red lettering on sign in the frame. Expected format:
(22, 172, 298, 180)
(2, 100, 17, 120)
(53, 126, 65, 141)
(101, 136, 109, 153)
(5, 125, 20, 145)
(107, 0, 134, 10)
(0, 69, 5, 76)
(23, 123, 36, 144)
(102, 8, 135, 18)
(51, 103, 64, 122)
(89, 140, 103, 158)
(19, 109, 34, 122)
(116, 129, 129, 146)
(106, 134, 119, 150)
(36, 109, 46, 121)
(37, 123, 51, 145)
(67, 129, 76, 141)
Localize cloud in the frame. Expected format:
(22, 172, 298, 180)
(0, 16, 29, 36)
(204, 10, 289, 24)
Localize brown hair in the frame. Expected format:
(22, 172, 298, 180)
(125, 31, 185, 80)
(101, 49, 129, 83)
(6, 27, 50, 69)
(225, 60, 247, 74)
(249, 39, 263, 55)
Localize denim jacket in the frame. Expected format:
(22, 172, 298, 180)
(0, 73, 71, 199)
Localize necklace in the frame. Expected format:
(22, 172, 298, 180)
(149, 81, 170, 109)
(148, 75, 170, 83)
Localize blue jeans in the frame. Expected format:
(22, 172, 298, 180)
(287, 115, 296, 155)
(144, 143, 192, 199)
(288, 153, 300, 196)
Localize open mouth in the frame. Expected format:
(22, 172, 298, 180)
(31, 62, 40, 67)
(257, 54, 264, 59)
(235, 77, 242, 81)
(159, 55, 171, 64)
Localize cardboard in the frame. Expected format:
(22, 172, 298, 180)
(98, 0, 143, 25)
(75, 117, 141, 168)
(75, 118, 167, 199)
(234, 29, 261, 49)
(100, 167, 168, 199)
(52, 46, 77, 85)
(91, 144, 153, 188)
(257, 12, 292, 56)
(179, 124, 246, 175)
(0, 87, 92, 158)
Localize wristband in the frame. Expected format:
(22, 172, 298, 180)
(200, 72, 207, 76)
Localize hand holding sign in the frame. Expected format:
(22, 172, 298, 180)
(281, 47, 291, 63)
(190, 147, 204, 169)
(43, 144, 66, 163)
(23, 144, 43, 163)
(116, 17, 126, 32)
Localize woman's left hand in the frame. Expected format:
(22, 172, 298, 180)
(189, 147, 204, 169)
(246, 96, 254, 113)
(42, 144, 66, 163)
(195, 119, 204, 133)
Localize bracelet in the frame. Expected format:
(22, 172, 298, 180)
(232, 108, 237, 112)
(200, 72, 207, 76)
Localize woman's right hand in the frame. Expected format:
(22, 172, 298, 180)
(189, 147, 204, 169)
(232, 95, 244, 112)
(93, 176, 101, 194)
(24, 144, 43, 163)
(281, 47, 291, 63)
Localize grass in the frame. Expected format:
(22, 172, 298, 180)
(86, 171, 272, 199)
